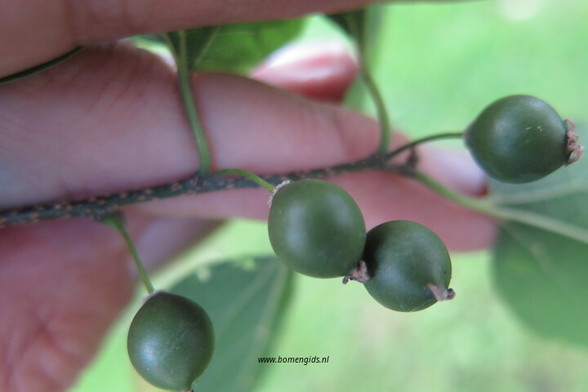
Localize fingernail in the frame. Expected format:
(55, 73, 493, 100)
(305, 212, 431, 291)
(251, 40, 356, 82)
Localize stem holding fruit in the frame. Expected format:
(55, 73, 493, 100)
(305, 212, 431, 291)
(215, 168, 276, 192)
(100, 212, 155, 294)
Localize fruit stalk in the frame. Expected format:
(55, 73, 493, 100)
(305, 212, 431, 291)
(102, 212, 155, 294)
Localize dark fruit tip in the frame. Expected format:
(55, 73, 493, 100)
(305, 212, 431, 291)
(564, 119, 584, 165)
(427, 283, 456, 302)
(342, 260, 369, 284)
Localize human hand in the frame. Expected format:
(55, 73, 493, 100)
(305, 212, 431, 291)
(0, 1, 496, 391)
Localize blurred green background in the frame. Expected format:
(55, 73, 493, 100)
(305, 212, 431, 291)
(70, 1, 588, 391)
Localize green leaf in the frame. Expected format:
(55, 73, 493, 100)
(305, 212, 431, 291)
(197, 19, 305, 74)
(170, 256, 294, 392)
(328, 9, 368, 54)
(490, 123, 588, 346)
(130, 33, 165, 45)
(162, 19, 304, 75)
(128, 34, 169, 55)
(164, 27, 220, 73)
(0, 46, 84, 85)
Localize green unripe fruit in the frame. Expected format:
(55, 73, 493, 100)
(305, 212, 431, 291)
(363, 221, 453, 312)
(465, 95, 581, 183)
(127, 291, 214, 390)
(268, 179, 366, 278)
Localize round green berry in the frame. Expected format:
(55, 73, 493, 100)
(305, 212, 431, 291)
(465, 95, 580, 183)
(127, 291, 214, 390)
(268, 179, 366, 278)
(363, 221, 453, 312)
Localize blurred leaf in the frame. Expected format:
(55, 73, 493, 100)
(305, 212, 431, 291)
(326, 6, 385, 64)
(197, 19, 305, 73)
(164, 27, 220, 73)
(160, 19, 304, 74)
(128, 35, 169, 54)
(328, 9, 369, 55)
(131, 34, 165, 45)
(170, 256, 294, 392)
(491, 123, 588, 346)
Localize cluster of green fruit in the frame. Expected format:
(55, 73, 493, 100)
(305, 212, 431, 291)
(123, 95, 580, 391)
(268, 95, 581, 311)
(268, 179, 455, 311)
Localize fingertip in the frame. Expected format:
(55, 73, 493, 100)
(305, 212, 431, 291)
(251, 40, 358, 102)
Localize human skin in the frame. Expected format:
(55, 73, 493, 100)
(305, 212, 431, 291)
(0, 1, 496, 391)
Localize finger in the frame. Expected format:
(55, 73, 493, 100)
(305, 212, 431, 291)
(0, 44, 496, 250)
(0, 220, 134, 392)
(0, 215, 221, 392)
(1, 0, 373, 77)
(152, 64, 496, 251)
(251, 40, 358, 102)
(0, 42, 357, 208)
